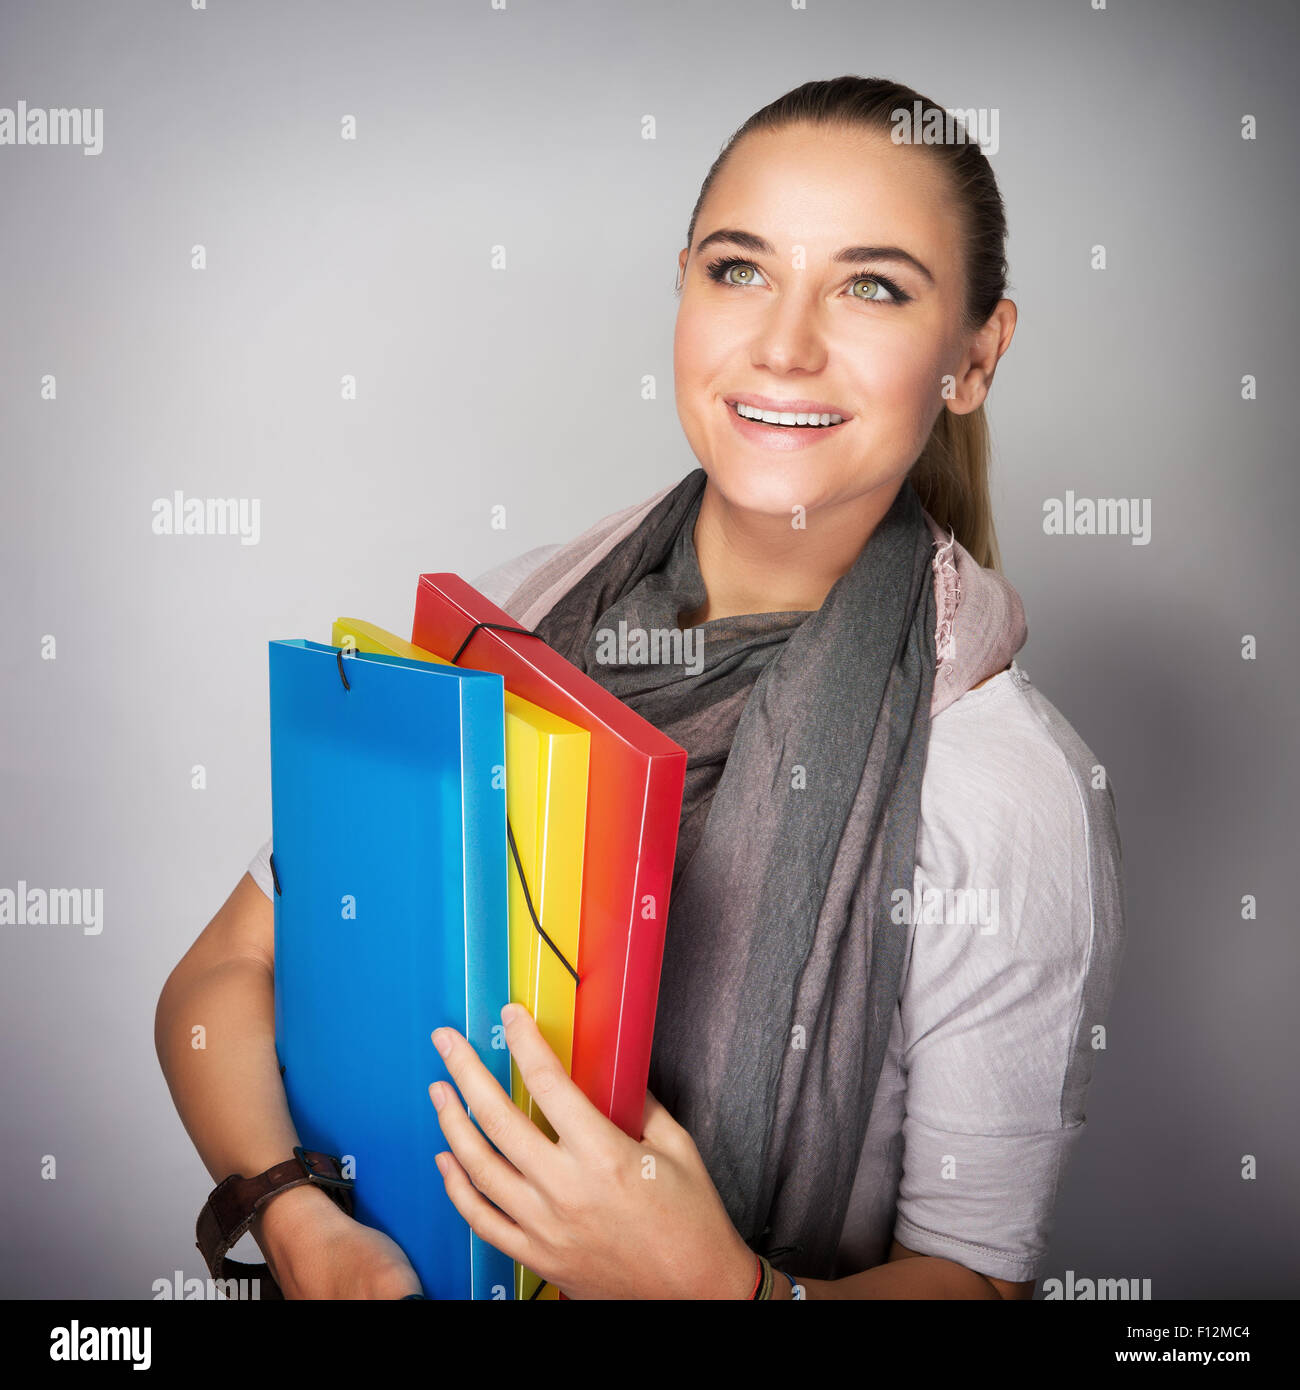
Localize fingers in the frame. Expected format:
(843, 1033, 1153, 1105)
(429, 1074, 538, 1226)
(434, 1150, 533, 1270)
(640, 1086, 691, 1153)
(495, 1004, 624, 1159)
(431, 1021, 555, 1180)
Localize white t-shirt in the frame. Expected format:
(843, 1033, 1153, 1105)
(246, 543, 1126, 1286)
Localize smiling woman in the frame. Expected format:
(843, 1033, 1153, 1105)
(445, 74, 1123, 1301)
(157, 74, 1124, 1302)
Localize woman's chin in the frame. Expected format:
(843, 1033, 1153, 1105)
(701, 454, 842, 520)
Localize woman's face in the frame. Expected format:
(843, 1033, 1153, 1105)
(674, 122, 972, 521)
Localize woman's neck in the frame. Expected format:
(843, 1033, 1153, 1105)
(679, 476, 906, 627)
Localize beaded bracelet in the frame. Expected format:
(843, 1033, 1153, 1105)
(749, 1252, 774, 1299)
(749, 1253, 803, 1300)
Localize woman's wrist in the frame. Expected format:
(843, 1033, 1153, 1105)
(250, 1178, 346, 1268)
(749, 1252, 797, 1300)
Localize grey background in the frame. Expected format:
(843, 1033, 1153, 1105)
(2, 0, 1296, 1299)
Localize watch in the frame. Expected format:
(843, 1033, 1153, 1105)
(195, 1146, 354, 1300)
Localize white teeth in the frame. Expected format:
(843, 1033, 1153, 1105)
(734, 401, 843, 426)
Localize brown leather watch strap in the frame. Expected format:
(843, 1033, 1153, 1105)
(195, 1146, 354, 1300)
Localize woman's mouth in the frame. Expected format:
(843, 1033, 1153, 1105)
(723, 397, 851, 450)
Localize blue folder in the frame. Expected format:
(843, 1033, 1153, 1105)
(268, 638, 513, 1300)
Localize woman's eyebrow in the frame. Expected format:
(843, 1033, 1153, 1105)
(694, 227, 934, 285)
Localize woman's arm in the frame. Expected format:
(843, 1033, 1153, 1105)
(153, 871, 421, 1298)
(773, 1241, 1033, 1299)
(792, 672, 1125, 1304)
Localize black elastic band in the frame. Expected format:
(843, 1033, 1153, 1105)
(506, 818, 580, 984)
(461, 613, 579, 1305)
(337, 649, 351, 691)
(268, 851, 282, 897)
(450, 620, 543, 665)
(448, 618, 579, 984)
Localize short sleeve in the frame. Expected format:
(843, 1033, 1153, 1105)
(892, 668, 1126, 1284)
(247, 836, 274, 900)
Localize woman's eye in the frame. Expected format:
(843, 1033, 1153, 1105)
(721, 262, 766, 287)
(704, 256, 908, 305)
(849, 275, 896, 304)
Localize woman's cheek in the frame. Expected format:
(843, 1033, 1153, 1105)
(672, 330, 726, 460)
(869, 350, 951, 454)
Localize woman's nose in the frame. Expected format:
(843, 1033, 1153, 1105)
(745, 290, 830, 376)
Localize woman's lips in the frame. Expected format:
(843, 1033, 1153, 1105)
(723, 398, 850, 451)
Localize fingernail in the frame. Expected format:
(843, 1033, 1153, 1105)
(501, 1003, 521, 1025)
(434, 1151, 448, 1173)
(430, 1082, 446, 1110)
(433, 1029, 452, 1056)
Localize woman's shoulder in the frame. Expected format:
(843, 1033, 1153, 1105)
(470, 542, 565, 609)
(912, 659, 1125, 998)
(923, 660, 1121, 875)
(904, 660, 1127, 1133)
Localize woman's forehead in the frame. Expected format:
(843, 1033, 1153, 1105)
(697, 127, 958, 274)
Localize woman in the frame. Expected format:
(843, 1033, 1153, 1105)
(156, 75, 1125, 1300)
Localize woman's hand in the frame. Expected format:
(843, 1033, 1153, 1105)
(429, 1003, 757, 1300)
(253, 1182, 424, 1300)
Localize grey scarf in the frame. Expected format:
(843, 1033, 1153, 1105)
(574, 495, 811, 899)
(520, 467, 938, 1278)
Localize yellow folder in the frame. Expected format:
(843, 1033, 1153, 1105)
(332, 618, 589, 1301)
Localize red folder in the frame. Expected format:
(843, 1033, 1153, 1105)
(413, 574, 687, 1139)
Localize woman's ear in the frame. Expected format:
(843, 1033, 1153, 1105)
(947, 298, 1018, 415)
